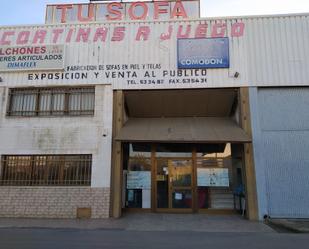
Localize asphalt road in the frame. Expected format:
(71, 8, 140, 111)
(0, 228, 309, 249)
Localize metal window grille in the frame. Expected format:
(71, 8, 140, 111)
(7, 87, 95, 117)
(0, 155, 92, 186)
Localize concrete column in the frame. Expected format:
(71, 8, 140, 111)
(239, 87, 259, 221)
(110, 90, 124, 218)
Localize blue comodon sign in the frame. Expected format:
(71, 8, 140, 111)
(177, 37, 230, 69)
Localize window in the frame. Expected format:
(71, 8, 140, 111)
(0, 155, 92, 186)
(7, 87, 95, 117)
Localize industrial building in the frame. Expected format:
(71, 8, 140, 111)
(0, 0, 308, 220)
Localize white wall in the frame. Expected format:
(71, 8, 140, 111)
(0, 14, 308, 90)
(0, 85, 113, 188)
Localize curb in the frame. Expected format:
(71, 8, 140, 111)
(265, 219, 309, 233)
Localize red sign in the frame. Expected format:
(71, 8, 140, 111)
(46, 0, 200, 24)
(0, 23, 245, 46)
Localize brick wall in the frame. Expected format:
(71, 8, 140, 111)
(0, 187, 110, 218)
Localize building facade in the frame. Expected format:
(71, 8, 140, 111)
(0, 0, 308, 220)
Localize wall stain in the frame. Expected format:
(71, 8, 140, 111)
(36, 129, 57, 149)
(34, 127, 79, 150)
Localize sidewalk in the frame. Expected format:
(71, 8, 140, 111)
(0, 213, 274, 232)
(267, 219, 309, 233)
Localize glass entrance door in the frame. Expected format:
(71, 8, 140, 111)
(156, 158, 193, 211)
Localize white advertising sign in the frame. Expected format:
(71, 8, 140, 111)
(1, 14, 308, 88)
(127, 171, 151, 189)
(0, 20, 245, 88)
(197, 168, 229, 187)
(0, 45, 64, 72)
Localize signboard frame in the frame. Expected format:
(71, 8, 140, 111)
(177, 37, 230, 69)
(0, 44, 65, 72)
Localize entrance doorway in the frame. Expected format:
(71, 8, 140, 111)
(156, 158, 193, 211)
(123, 143, 246, 214)
(112, 88, 257, 219)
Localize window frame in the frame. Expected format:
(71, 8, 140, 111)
(0, 154, 92, 186)
(6, 86, 95, 117)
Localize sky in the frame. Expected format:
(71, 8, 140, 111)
(0, 0, 309, 25)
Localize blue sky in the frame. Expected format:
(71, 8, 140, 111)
(0, 0, 309, 25)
